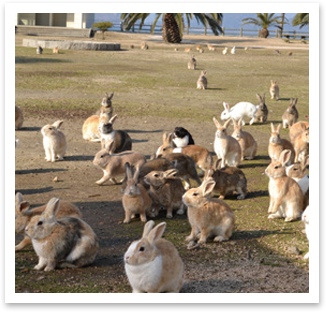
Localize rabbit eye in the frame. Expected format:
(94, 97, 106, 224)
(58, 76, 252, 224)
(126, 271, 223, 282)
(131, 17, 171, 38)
(192, 192, 198, 197)
(163, 148, 166, 152)
(154, 174, 159, 178)
(100, 155, 104, 158)
(274, 166, 279, 169)
(293, 168, 298, 171)
(139, 246, 145, 252)
(37, 221, 43, 226)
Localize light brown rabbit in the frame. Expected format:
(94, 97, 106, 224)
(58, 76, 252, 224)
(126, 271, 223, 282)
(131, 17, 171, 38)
(124, 221, 184, 293)
(25, 198, 98, 271)
(188, 55, 196, 70)
(282, 98, 299, 128)
(157, 132, 212, 173)
(144, 169, 186, 219)
(268, 123, 295, 164)
(265, 149, 304, 222)
(182, 179, 235, 244)
(15, 106, 24, 130)
(15, 192, 82, 251)
(292, 122, 309, 162)
(286, 156, 309, 209)
(53, 47, 59, 54)
(289, 121, 309, 142)
(82, 112, 110, 142)
(162, 153, 202, 190)
(184, 47, 191, 52)
(231, 118, 257, 160)
(207, 44, 216, 51)
(269, 80, 279, 100)
(93, 141, 146, 186)
(41, 120, 67, 162)
(204, 159, 247, 200)
(98, 114, 132, 153)
(213, 118, 241, 168)
(122, 162, 152, 224)
(197, 70, 207, 90)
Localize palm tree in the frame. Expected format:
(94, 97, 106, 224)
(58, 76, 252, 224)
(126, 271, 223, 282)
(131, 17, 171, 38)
(292, 13, 309, 28)
(242, 13, 283, 38)
(120, 13, 223, 43)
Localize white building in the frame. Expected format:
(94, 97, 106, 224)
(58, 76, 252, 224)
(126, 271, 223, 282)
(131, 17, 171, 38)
(15, 13, 95, 29)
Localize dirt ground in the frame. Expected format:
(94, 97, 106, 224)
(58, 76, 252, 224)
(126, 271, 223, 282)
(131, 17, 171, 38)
(14, 32, 309, 294)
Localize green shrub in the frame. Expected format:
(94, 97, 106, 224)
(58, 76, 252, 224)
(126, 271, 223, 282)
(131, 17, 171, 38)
(92, 21, 114, 39)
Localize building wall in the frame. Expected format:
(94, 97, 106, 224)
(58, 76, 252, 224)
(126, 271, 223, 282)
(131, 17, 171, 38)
(35, 13, 50, 26)
(17, 13, 36, 26)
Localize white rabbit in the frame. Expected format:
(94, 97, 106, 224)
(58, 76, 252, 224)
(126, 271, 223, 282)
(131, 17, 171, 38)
(301, 206, 310, 259)
(41, 120, 67, 162)
(124, 220, 184, 293)
(220, 102, 257, 125)
(222, 47, 228, 55)
(230, 46, 236, 54)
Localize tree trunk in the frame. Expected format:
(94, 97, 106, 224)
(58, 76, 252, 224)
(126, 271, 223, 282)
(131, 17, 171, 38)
(260, 28, 269, 38)
(162, 13, 182, 43)
(280, 13, 285, 38)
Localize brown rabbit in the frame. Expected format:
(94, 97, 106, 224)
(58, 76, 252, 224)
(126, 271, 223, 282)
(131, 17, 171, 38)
(53, 47, 59, 54)
(188, 55, 196, 70)
(15, 192, 82, 251)
(282, 98, 299, 128)
(141, 42, 148, 50)
(182, 179, 235, 244)
(93, 141, 146, 186)
(289, 120, 309, 142)
(253, 93, 268, 123)
(231, 118, 257, 160)
(197, 70, 207, 90)
(204, 159, 247, 200)
(268, 123, 295, 164)
(82, 112, 110, 142)
(95, 92, 114, 116)
(122, 163, 152, 223)
(144, 169, 186, 219)
(265, 149, 304, 222)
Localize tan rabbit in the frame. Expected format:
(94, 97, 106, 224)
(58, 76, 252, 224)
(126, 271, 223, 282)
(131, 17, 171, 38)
(204, 159, 247, 200)
(184, 47, 191, 52)
(182, 179, 235, 244)
(269, 80, 279, 100)
(286, 156, 309, 208)
(15, 106, 23, 130)
(15, 192, 82, 251)
(292, 122, 309, 162)
(53, 47, 59, 54)
(188, 55, 196, 70)
(213, 118, 241, 168)
(93, 141, 146, 185)
(122, 163, 152, 223)
(231, 118, 257, 160)
(41, 120, 67, 162)
(25, 198, 98, 271)
(144, 169, 186, 219)
(207, 44, 216, 51)
(197, 70, 207, 90)
(157, 133, 212, 173)
(82, 112, 110, 142)
(98, 114, 132, 153)
(124, 221, 184, 293)
(268, 123, 295, 164)
(265, 149, 304, 222)
(289, 120, 309, 142)
(282, 98, 299, 128)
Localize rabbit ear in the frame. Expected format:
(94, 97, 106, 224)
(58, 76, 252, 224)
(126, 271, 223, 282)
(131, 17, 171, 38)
(148, 222, 166, 245)
(105, 140, 115, 153)
(142, 220, 155, 238)
(237, 118, 243, 127)
(108, 92, 114, 100)
(125, 162, 133, 180)
(223, 118, 232, 129)
(293, 98, 298, 106)
(256, 93, 262, 101)
(52, 120, 64, 129)
(204, 168, 214, 180)
(109, 114, 118, 124)
(300, 122, 306, 131)
(271, 123, 275, 132)
(15, 192, 23, 205)
(133, 166, 140, 182)
(167, 133, 173, 144)
(223, 102, 230, 111)
(202, 179, 216, 197)
(214, 158, 222, 170)
(276, 124, 281, 133)
(213, 117, 221, 128)
(164, 168, 178, 178)
(231, 118, 237, 127)
(43, 198, 60, 219)
(279, 149, 292, 166)
(302, 155, 309, 169)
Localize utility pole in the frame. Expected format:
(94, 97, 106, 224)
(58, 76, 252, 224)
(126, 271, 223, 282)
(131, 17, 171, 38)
(280, 13, 285, 38)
